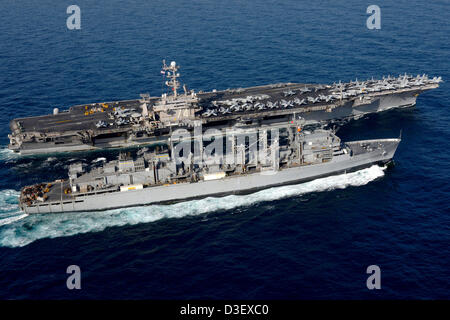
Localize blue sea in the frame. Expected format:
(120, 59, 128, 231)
(0, 0, 448, 299)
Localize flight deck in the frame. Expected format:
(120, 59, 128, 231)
(8, 61, 442, 155)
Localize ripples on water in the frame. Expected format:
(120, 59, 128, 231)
(0, 0, 448, 299)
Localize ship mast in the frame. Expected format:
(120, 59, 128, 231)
(162, 60, 181, 98)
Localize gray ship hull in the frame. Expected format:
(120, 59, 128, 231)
(14, 90, 415, 155)
(20, 138, 400, 214)
(9, 76, 436, 155)
(302, 89, 419, 124)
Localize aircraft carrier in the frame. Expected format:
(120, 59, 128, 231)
(8, 60, 441, 155)
(18, 124, 400, 214)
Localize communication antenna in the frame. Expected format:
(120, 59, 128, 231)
(162, 60, 181, 98)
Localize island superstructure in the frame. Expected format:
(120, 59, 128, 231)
(8, 60, 440, 155)
(18, 123, 401, 214)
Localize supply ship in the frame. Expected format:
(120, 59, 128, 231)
(19, 123, 400, 214)
(8, 60, 439, 155)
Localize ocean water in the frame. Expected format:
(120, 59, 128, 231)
(0, 0, 449, 299)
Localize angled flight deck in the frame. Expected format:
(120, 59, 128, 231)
(8, 60, 441, 155)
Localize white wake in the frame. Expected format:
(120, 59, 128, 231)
(0, 165, 386, 248)
(0, 189, 28, 226)
(0, 148, 19, 161)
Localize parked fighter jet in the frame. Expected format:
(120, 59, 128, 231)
(431, 76, 443, 83)
(398, 77, 410, 88)
(267, 101, 275, 109)
(297, 98, 307, 105)
(244, 103, 254, 111)
(307, 96, 320, 104)
(283, 100, 294, 108)
(202, 109, 218, 117)
(218, 107, 231, 115)
(116, 118, 130, 126)
(95, 120, 108, 128)
(280, 100, 289, 108)
(255, 103, 266, 110)
(314, 84, 326, 92)
(283, 90, 296, 97)
(299, 86, 311, 94)
(114, 108, 132, 117)
(229, 103, 239, 112)
(325, 95, 334, 103)
(293, 98, 305, 105)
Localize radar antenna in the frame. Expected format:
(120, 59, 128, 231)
(162, 60, 181, 98)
